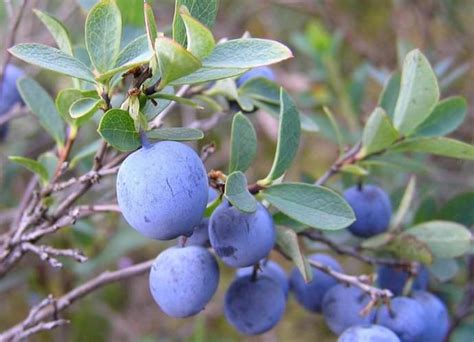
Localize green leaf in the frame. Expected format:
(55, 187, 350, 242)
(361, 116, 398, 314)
(438, 192, 474, 227)
(180, 10, 215, 60)
(391, 176, 416, 230)
(172, 0, 218, 46)
(9, 44, 95, 83)
(171, 67, 247, 85)
(361, 233, 393, 249)
(261, 183, 355, 230)
(229, 113, 257, 173)
(378, 72, 400, 117)
(390, 137, 474, 160)
(18, 77, 65, 146)
(38, 151, 59, 181)
(414, 197, 437, 224)
(414, 97, 467, 137)
(56, 88, 83, 124)
(155, 37, 202, 87)
(261, 89, 301, 184)
(144, 2, 158, 52)
(386, 234, 433, 265)
(393, 49, 440, 135)
(340, 164, 369, 176)
(273, 212, 306, 233)
(361, 107, 400, 156)
(116, 35, 150, 68)
(238, 77, 280, 104)
(403, 221, 472, 259)
(9, 156, 49, 184)
(142, 86, 174, 120)
(224, 171, 258, 213)
(97, 109, 140, 151)
(85, 0, 122, 73)
(203, 38, 293, 69)
(276, 226, 313, 282)
(146, 127, 204, 141)
(70, 97, 101, 119)
(34, 9, 73, 55)
(429, 258, 459, 282)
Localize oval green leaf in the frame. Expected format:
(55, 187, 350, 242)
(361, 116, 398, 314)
(361, 107, 400, 156)
(390, 137, 474, 160)
(34, 9, 73, 55)
(180, 10, 215, 60)
(224, 171, 258, 213)
(229, 113, 257, 173)
(97, 109, 140, 152)
(146, 127, 204, 141)
(70, 97, 101, 119)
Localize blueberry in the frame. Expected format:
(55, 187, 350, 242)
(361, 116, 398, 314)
(322, 284, 376, 335)
(116, 141, 208, 240)
(290, 254, 342, 312)
(149, 246, 219, 318)
(236, 66, 276, 88)
(236, 260, 289, 297)
(209, 201, 275, 268)
(224, 274, 286, 335)
(412, 291, 449, 342)
(0, 64, 25, 140)
(338, 324, 400, 342)
(377, 265, 429, 296)
(343, 184, 392, 237)
(208, 186, 219, 203)
(183, 218, 210, 247)
(377, 297, 426, 342)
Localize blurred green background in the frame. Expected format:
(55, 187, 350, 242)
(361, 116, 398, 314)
(0, 0, 473, 341)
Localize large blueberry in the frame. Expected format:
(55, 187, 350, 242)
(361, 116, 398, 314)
(209, 201, 275, 268)
(412, 291, 449, 342)
(338, 324, 400, 342)
(1, 64, 24, 140)
(236, 66, 276, 88)
(183, 218, 210, 247)
(149, 246, 219, 318)
(377, 265, 429, 296)
(236, 260, 289, 297)
(343, 184, 392, 237)
(117, 141, 208, 240)
(224, 274, 286, 335)
(322, 284, 375, 335)
(377, 297, 426, 342)
(290, 254, 342, 312)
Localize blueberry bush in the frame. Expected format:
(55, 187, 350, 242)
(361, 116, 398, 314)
(0, 1, 473, 341)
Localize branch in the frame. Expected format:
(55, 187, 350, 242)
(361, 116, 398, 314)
(0, 259, 153, 341)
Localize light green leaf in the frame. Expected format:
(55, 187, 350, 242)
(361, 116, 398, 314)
(9, 156, 49, 184)
(261, 183, 356, 230)
(391, 176, 416, 230)
(34, 9, 73, 55)
(142, 86, 174, 120)
(340, 164, 369, 176)
(155, 37, 202, 87)
(144, 1, 158, 52)
(390, 137, 474, 160)
(276, 226, 313, 282)
(378, 72, 400, 118)
(56, 88, 83, 124)
(85, 0, 122, 73)
(224, 171, 258, 213)
(97, 109, 140, 151)
(18, 77, 65, 146)
(203, 38, 293, 69)
(180, 10, 215, 60)
(146, 127, 204, 141)
(403, 221, 472, 259)
(229, 113, 257, 173)
(261, 89, 301, 184)
(9, 44, 95, 82)
(70, 97, 101, 119)
(171, 67, 247, 85)
(238, 77, 280, 104)
(172, 0, 218, 46)
(414, 97, 467, 137)
(393, 49, 440, 135)
(386, 234, 433, 265)
(429, 258, 459, 282)
(361, 107, 400, 156)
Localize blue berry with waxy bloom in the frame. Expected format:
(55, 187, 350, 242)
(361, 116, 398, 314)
(209, 201, 275, 268)
(377, 297, 426, 342)
(224, 274, 286, 335)
(236, 66, 276, 88)
(1, 64, 25, 140)
(343, 184, 392, 237)
(377, 265, 429, 296)
(149, 246, 219, 318)
(290, 253, 343, 312)
(338, 324, 400, 342)
(412, 291, 449, 342)
(322, 284, 376, 335)
(183, 218, 210, 247)
(116, 141, 208, 240)
(236, 260, 289, 297)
